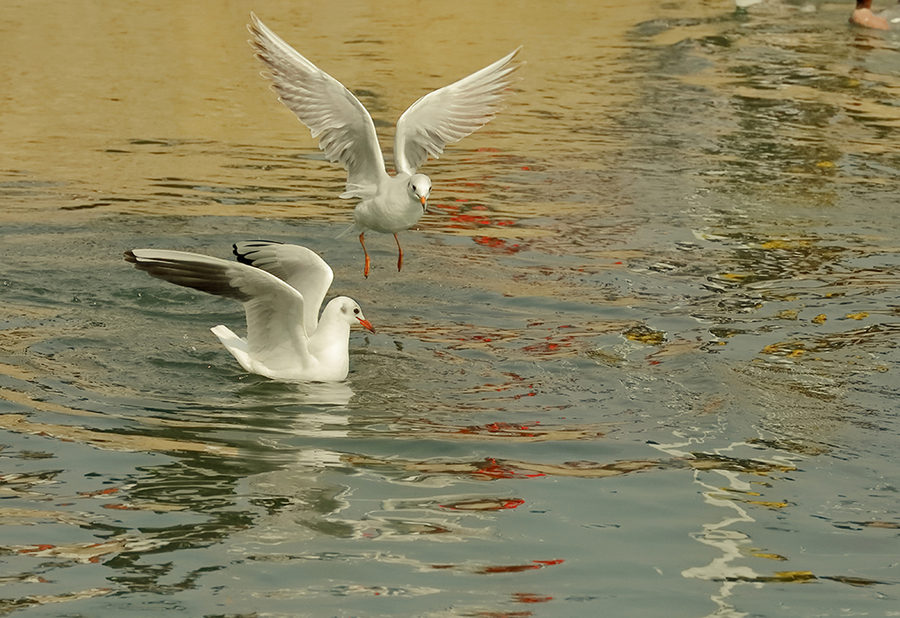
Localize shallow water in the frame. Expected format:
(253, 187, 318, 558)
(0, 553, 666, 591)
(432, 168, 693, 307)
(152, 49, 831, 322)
(2, 0, 899, 616)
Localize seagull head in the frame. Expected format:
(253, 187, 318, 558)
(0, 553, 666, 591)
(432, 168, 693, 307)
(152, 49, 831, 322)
(408, 174, 432, 211)
(333, 297, 376, 333)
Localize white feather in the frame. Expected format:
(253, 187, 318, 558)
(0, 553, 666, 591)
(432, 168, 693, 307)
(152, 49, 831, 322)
(126, 242, 374, 382)
(248, 13, 522, 275)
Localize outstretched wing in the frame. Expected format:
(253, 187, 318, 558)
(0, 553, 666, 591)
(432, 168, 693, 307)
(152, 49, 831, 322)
(248, 14, 387, 191)
(125, 249, 309, 362)
(232, 241, 333, 336)
(394, 47, 522, 175)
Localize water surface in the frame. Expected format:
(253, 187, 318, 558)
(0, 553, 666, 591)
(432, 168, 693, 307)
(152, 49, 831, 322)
(1, 0, 899, 616)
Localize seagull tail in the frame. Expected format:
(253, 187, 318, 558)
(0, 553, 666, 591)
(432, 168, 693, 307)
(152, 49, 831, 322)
(210, 325, 255, 373)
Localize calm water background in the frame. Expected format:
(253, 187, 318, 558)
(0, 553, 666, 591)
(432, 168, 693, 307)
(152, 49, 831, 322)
(1, 0, 899, 616)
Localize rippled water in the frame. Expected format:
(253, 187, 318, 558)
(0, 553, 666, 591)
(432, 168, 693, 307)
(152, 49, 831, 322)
(2, 0, 899, 616)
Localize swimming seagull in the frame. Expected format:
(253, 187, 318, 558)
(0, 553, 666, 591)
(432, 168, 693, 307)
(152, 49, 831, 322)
(125, 241, 375, 382)
(248, 13, 522, 277)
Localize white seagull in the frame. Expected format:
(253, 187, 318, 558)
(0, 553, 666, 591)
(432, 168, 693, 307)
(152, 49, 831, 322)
(248, 13, 522, 277)
(125, 241, 375, 382)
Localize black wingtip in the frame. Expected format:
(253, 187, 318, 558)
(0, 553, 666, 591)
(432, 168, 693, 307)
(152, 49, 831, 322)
(124, 249, 138, 264)
(232, 240, 284, 265)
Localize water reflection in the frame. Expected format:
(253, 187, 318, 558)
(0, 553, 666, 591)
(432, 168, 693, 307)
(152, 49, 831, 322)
(235, 379, 356, 407)
(2, 0, 900, 615)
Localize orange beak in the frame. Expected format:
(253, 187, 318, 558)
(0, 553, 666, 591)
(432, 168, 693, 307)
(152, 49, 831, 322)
(420, 195, 427, 207)
(358, 318, 376, 334)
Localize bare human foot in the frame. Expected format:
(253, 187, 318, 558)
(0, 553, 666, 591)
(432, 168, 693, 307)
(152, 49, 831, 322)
(851, 1, 891, 29)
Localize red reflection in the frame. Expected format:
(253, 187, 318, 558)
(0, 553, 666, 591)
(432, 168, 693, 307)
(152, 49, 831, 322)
(477, 458, 545, 480)
(440, 498, 525, 511)
(461, 422, 537, 434)
(18, 544, 55, 553)
(474, 236, 521, 253)
(476, 559, 565, 574)
(430, 558, 564, 577)
(78, 487, 119, 497)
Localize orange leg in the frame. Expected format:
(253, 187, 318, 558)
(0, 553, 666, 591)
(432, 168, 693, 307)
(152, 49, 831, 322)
(359, 232, 371, 278)
(394, 234, 403, 272)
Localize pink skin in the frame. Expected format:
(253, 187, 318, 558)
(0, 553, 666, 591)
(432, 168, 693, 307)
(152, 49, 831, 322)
(851, 0, 891, 29)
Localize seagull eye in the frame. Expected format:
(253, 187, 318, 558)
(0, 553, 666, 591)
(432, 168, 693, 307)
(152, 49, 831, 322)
(353, 308, 360, 314)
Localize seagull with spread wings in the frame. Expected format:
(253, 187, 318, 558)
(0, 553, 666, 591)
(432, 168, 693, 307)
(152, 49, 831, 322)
(249, 14, 522, 277)
(126, 241, 374, 382)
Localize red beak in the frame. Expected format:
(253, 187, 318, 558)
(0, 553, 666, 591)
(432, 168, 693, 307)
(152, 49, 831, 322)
(358, 318, 376, 334)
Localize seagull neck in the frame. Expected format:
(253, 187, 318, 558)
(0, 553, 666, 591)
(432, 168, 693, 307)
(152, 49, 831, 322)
(308, 312, 351, 351)
(307, 318, 351, 377)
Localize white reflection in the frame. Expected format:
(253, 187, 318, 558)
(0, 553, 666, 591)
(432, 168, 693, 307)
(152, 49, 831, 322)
(653, 440, 761, 618)
(237, 379, 355, 407)
(293, 381, 355, 406)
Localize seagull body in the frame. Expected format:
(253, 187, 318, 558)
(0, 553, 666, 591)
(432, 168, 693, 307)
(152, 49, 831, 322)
(248, 13, 522, 276)
(125, 241, 374, 382)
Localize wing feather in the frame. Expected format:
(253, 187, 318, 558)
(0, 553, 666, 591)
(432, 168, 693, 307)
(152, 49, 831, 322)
(248, 14, 387, 191)
(125, 249, 309, 364)
(232, 241, 333, 336)
(394, 47, 522, 175)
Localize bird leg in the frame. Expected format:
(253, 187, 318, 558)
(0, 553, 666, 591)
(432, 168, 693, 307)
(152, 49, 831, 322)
(359, 232, 371, 278)
(394, 234, 403, 272)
